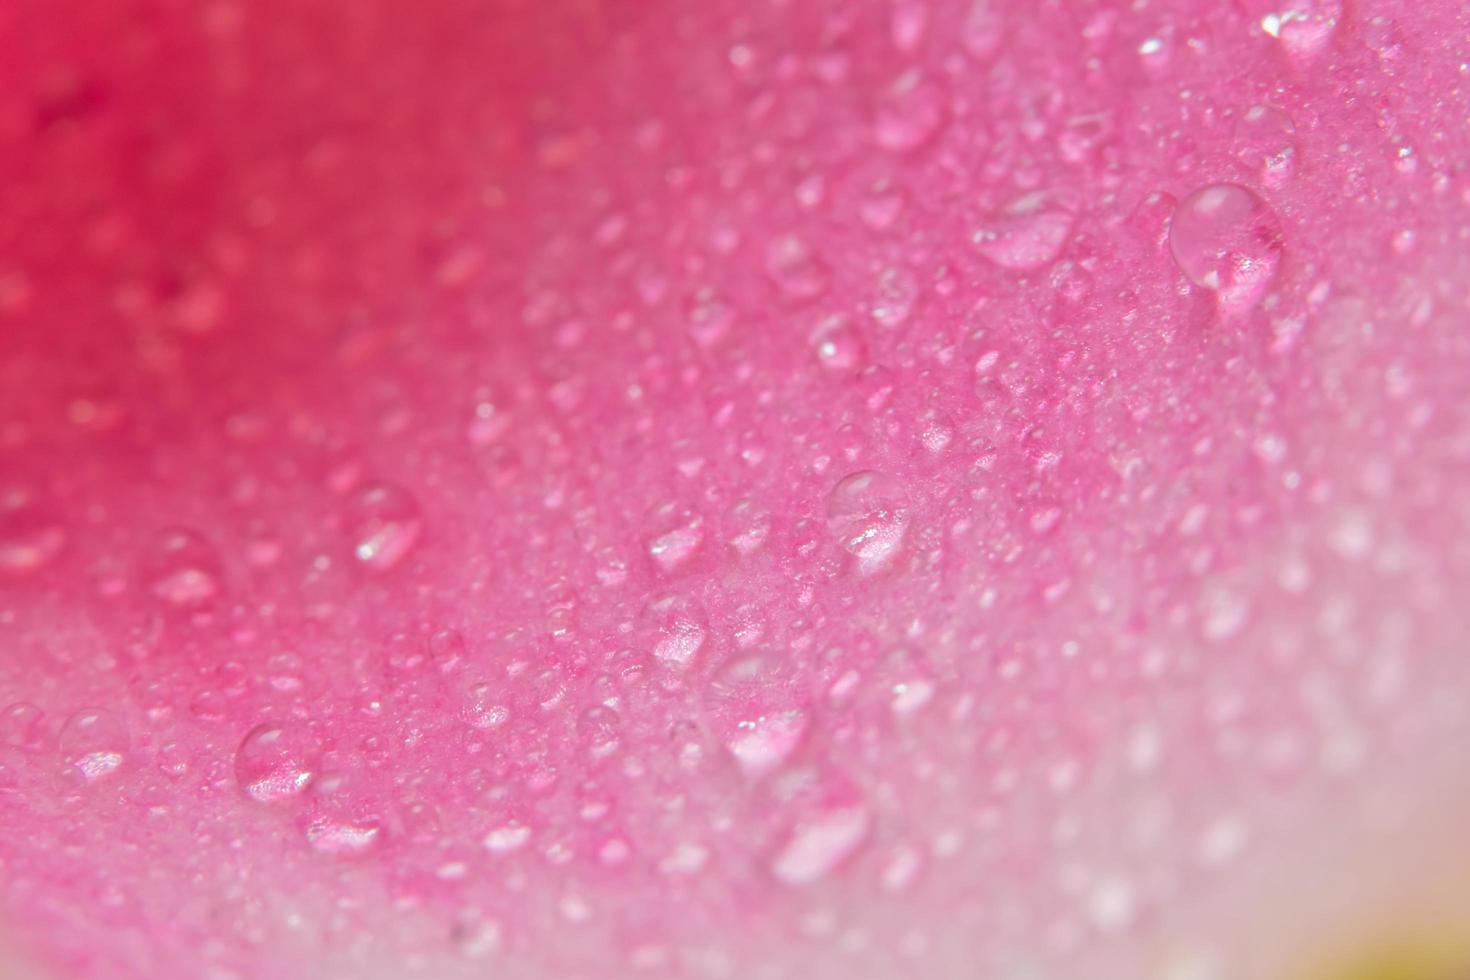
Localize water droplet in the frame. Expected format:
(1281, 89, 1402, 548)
(642, 593, 707, 669)
(1234, 106, 1297, 189)
(483, 821, 532, 854)
(347, 482, 423, 571)
(811, 314, 867, 371)
(960, 0, 1004, 60)
(1169, 183, 1284, 315)
(870, 266, 920, 328)
(303, 771, 383, 855)
(235, 723, 316, 802)
(890, 0, 930, 52)
(143, 528, 222, 607)
(874, 71, 949, 153)
(972, 195, 1075, 272)
(577, 705, 623, 760)
(1247, 0, 1341, 63)
(707, 654, 809, 779)
(645, 504, 705, 573)
(462, 683, 510, 730)
(1, 702, 47, 750)
(0, 505, 65, 575)
(685, 288, 736, 348)
(59, 707, 127, 781)
(770, 795, 872, 886)
(826, 471, 910, 575)
(724, 499, 772, 556)
(765, 234, 830, 301)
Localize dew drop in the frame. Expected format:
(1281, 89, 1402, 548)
(811, 314, 867, 371)
(706, 654, 809, 779)
(645, 504, 705, 573)
(483, 821, 532, 854)
(302, 771, 383, 855)
(685, 288, 736, 348)
(577, 705, 623, 760)
(1247, 0, 1341, 63)
(971, 195, 1075, 272)
(235, 723, 316, 802)
(724, 498, 772, 556)
(1169, 183, 1284, 315)
(765, 234, 830, 301)
(1234, 106, 1297, 189)
(347, 482, 423, 571)
(1, 702, 47, 751)
(143, 528, 223, 607)
(0, 505, 65, 575)
(642, 593, 708, 669)
(826, 471, 910, 575)
(59, 707, 127, 781)
(771, 797, 872, 886)
(874, 71, 949, 154)
(870, 266, 920, 328)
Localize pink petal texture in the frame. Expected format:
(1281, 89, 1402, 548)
(1, 1, 1469, 978)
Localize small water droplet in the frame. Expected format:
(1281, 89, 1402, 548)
(0, 504, 65, 575)
(1, 702, 47, 750)
(144, 528, 222, 607)
(972, 195, 1075, 272)
(685, 288, 736, 348)
(826, 471, 910, 575)
(577, 705, 623, 760)
(347, 482, 423, 571)
(303, 771, 383, 855)
(483, 821, 532, 854)
(765, 234, 830, 301)
(707, 654, 809, 779)
(770, 794, 872, 886)
(874, 71, 949, 153)
(1234, 106, 1297, 189)
(890, 0, 930, 52)
(724, 499, 772, 556)
(60, 707, 127, 781)
(1169, 183, 1284, 315)
(645, 504, 705, 573)
(870, 266, 920, 328)
(642, 593, 708, 669)
(235, 723, 316, 802)
(811, 314, 867, 371)
(1247, 0, 1341, 63)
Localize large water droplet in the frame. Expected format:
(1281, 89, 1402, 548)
(59, 707, 128, 781)
(347, 482, 423, 571)
(235, 723, 317, 802)
(144, 528, 223, 607)
(826, 471, 910, 575)
(1169, 183, 1284, 315)
(707, 654, 809, 779)
(874, 71, 949, 153)
(971, 195, 1075, 272)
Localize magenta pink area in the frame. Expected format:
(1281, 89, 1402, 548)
(1, 0, 1469, 977)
